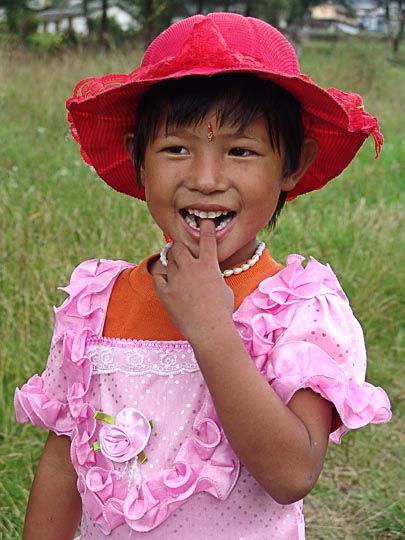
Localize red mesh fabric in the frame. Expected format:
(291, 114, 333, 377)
(66, 13, 383, 201)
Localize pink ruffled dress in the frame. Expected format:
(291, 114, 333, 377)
(15, 254, 391, 539)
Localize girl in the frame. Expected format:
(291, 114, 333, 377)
(15, 12, 391, 540)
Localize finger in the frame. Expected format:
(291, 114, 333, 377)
(166, 244, 176, 265)
(167, 242, 188, 269)
(198, 218, 218, 263)
(152, 273, 168, 297)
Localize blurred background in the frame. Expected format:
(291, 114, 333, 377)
(1, 2, 404, 539)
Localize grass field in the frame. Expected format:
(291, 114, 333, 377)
(0, 37, 404, 539)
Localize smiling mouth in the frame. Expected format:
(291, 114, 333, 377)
(181, 208, 235, 231)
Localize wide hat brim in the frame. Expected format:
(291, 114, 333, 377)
(67, 14, 382, 201)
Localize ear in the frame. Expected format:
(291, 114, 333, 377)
(281, 138, 319, 192)
(139, 165, 146, 187)
(124, 132, 134, 157)
(124, 132, 146, 187)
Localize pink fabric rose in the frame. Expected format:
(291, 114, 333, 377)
(86, 466, 121, 501)
(99, 408, 151, 463)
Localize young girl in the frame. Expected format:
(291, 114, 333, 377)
(15, 12, 391, 540)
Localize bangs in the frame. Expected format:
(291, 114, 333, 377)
(135, 74, 288, 158)
(163, 82, 268, 135)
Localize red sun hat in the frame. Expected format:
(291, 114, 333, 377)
(67, 12, 383, 201)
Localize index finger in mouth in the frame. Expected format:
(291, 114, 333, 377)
(198, 218, 218, 262)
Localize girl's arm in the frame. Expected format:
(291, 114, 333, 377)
(190, 326, 332, 505)
(23, 431, 81, 540)
(153, 220, 333, 505)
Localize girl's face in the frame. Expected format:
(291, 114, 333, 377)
(139, 112, 306, 271)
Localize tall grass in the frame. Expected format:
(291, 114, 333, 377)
(1, 38, 404, 539)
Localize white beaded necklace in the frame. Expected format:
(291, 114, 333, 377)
(159, 241, 266, 278)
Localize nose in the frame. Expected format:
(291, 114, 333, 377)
(187, 153, 226, 194)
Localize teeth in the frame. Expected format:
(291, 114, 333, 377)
(183, 208, 233, 231)
(184, 213, 198, 229)
(185, 208, 229, 219)
(216, 214, 233, 230)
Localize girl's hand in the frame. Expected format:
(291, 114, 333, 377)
(153, 219, 235, 344)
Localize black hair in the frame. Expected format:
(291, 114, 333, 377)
(132, 73, 305, 229)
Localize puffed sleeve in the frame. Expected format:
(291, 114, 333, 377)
(233, 254, 391, 443)
(14, 334, 75, 436)
(14, 258, 133, 436)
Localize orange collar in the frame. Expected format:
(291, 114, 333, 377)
(103, 249, 283, 341)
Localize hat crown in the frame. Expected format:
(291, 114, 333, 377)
(142, 13, 300, 76)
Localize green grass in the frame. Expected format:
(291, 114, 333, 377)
(1, 38, 404, 539)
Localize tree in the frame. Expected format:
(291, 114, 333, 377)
(0, 0, 39, 40)
(98, 0, 108, 43)
(130, 0, 189, 45)
(385, 0, 405, 58)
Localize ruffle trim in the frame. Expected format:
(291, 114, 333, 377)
(233, 254, 391, 443)
(15, 259, 134, 435)
(14, 374, 75, 435)
(269, 340, 390, 443)
(75, 396, 239, 534)
(14, 258, 239, 534)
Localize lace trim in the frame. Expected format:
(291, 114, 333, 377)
(87, 337, 199, 376)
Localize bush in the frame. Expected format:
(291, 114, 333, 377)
(25, 31, 65, 53)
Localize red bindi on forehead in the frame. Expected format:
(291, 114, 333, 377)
(207, 122, 214, 142)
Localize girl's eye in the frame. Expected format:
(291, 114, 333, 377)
(229, 147, 254, 157)
(165, 146, 188, 155)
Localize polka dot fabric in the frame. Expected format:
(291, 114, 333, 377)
(15, 255, 391, 539)
(78, 467, 304, 539)
(72, 339, 304, 539)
